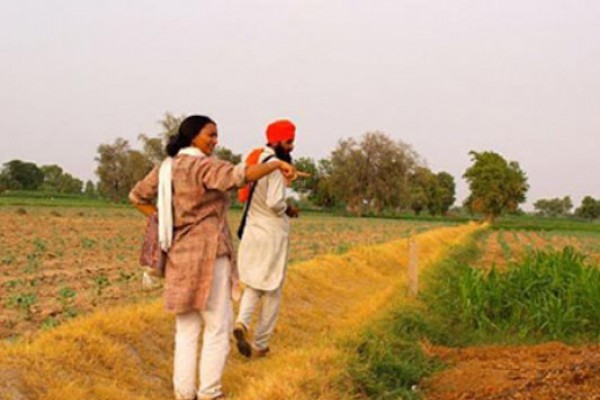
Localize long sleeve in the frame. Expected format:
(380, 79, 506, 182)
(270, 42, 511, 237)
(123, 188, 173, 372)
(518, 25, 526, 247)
(199, 159, 246, 192)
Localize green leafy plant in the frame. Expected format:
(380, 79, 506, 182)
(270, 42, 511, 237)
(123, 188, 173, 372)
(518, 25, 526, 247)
(81, 237, 97, 249)
(33, 237, 47, 253)
(2, 279, 24, 290)
(24, 252, 40, 273)
(6, 292, 38, 320)
(58, 286, 77, 304)
(92, 274, 111, 296)
(1, 253, 16, 265)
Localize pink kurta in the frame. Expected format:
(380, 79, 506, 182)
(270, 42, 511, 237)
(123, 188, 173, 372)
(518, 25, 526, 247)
(129, 154, 245, 313)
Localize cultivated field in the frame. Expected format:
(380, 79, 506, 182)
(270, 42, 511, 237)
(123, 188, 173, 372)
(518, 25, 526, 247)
(0, 205, 449, 341)
(1, 202, 598, 399)
(0, 211, 476, 400)
(422, 226, 600, 399)
(475, 228, 600, 269)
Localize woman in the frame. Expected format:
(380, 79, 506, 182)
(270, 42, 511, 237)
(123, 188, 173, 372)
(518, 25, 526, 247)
(129, 115, 297, 400)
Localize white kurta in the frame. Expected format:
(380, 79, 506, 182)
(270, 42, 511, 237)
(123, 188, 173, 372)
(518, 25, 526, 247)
(237, 148, 290, 291)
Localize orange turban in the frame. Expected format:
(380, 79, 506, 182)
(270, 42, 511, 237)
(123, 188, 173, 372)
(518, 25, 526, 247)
(266, 119, 296, 144)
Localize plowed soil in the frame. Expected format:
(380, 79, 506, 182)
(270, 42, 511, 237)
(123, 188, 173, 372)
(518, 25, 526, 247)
(422, 342, 600, 399)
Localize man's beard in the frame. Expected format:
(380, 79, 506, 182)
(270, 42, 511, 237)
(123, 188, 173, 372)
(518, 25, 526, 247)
(274, 144, 293, 164)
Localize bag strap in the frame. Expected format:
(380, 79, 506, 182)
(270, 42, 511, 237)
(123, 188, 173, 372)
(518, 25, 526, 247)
(237, 154, 275, 239)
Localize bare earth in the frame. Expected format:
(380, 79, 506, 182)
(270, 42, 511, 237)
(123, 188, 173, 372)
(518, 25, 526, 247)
(422, 342, 600, 400)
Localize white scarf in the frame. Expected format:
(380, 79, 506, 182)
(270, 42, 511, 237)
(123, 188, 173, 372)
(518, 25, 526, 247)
(157, 146, 205, 251)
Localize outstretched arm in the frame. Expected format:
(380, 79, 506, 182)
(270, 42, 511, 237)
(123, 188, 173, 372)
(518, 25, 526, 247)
(245, 159, 297, 182)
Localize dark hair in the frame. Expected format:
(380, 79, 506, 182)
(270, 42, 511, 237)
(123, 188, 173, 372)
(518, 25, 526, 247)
(272, 143, 293, 164)
(165, 115, 215, 157)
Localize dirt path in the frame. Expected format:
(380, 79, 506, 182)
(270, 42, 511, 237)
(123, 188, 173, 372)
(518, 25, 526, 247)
(421, 342, 600, 399)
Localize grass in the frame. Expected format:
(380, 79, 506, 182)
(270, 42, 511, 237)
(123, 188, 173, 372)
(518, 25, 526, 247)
(344, 229, 484, 400)
(0, 190, 125, 208)
(347, 303, 452, 400)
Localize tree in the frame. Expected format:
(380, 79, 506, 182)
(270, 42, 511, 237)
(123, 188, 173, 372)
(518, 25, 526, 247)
(407, 168, 455, 216)
(463, 151, 529, 222)
(0, 172, 10, 194)
(214, 146, 241, 164)
(96, 113, 188, 202)
(329, 138, 365, 214)
(96, 138, 129, 201)
(40, 164, 64, 191)
(436, 172, 456, 215)
(39, 165, 83, 194)
(96, 139, 155, 202)
(0, 170, 17, 192)
(409, 167, 436, 215)
(84, 180, 96, 198)
(157, 112, 185, 140)
(125, 150, 154, 188)
(57, 173, 83, 194)
(575, 196, 600, 220)
(137, 134, 165, 165)
(328, 132, 419, 215)
(409, 185, 428, 215)
(309, 159, 338, 208)
(1, 160, 44, 190)
(291, 157, 319, 198)
(138, 112, 186, 164)
(533, 196, 573, 217)
(288, 157, 338, 208)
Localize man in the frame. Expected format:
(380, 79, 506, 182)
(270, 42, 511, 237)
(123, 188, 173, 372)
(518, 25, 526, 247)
(233, 119, 299, 358)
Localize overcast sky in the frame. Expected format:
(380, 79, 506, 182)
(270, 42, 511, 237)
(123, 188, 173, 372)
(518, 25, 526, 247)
(1, 0, 598, 209)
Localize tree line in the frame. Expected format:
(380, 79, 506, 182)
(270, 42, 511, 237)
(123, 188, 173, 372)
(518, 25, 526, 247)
(94, 112, 598, 221)
(290, 133, 456, 216)
(534, 195, 600, 220)
(94, 114, 457, 216)
(0, 160, 96, 196)
(2, 112, 597, 221)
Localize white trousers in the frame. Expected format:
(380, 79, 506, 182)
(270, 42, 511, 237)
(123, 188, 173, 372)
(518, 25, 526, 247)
(173, 257, 233, 400)
(236, 284, 283, 351)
